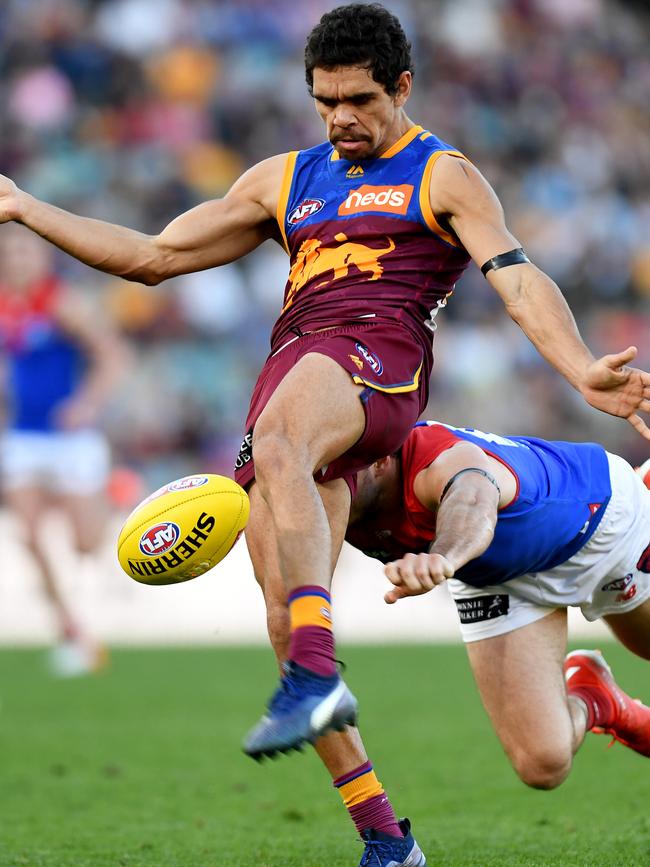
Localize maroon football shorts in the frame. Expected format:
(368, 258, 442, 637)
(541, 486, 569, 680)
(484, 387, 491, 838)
(234, 320, 429, 495)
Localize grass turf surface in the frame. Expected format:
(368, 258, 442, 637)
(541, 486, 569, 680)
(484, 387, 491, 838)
(0, 643, 648, 866)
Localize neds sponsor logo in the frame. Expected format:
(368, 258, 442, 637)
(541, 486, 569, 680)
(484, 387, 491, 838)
(338, 184, 413, 216)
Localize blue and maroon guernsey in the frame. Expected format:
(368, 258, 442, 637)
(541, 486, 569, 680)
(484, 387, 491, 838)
(272, 125, 472, 370)
(348, 421, 613, 586)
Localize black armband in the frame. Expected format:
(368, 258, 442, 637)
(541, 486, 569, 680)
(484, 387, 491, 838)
(480, 247, 530, 277)
(440, 467, 501, 502)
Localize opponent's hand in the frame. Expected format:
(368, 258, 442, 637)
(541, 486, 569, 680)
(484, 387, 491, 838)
(580, 346, 650, 441)
(0, 174, 22, 223)
(384, 552, 455, 604)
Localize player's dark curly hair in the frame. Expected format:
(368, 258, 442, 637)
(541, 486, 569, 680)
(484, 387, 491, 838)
(305, 3, 414, 96)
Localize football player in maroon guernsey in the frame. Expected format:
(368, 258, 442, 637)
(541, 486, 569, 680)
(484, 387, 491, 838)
(1, 5, 649, 864)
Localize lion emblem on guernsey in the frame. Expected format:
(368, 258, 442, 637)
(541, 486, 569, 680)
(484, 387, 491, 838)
(283, 232, 396, 312)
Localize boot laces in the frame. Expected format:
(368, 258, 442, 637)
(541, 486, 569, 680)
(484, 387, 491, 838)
(359, 837, 402, 866)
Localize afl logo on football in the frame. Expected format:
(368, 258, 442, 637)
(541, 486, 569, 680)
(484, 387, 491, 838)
(139, 522, 181, 556)
(288, 198, 325, 225)
(167, 475, 209, 492)
(355, 343, 383, 375)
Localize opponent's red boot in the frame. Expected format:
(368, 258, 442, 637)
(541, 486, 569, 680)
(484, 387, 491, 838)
(565, 649, 650, 757)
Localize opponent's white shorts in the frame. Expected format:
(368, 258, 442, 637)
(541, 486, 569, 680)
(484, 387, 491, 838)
(0, 429, 111, 496)
(447, 453, 650, 642)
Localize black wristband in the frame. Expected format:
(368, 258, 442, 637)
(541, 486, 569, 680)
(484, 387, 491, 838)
(440, 467, 501, 502)
(480, 247, 530, 277)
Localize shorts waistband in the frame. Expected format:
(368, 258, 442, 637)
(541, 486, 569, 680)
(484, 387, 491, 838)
(270, 320, 390, 358)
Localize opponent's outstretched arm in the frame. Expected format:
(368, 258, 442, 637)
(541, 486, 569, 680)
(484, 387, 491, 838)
(430, 155, 650, 440)
(0, 154, 287, 285)
(384, 441, 502, 604)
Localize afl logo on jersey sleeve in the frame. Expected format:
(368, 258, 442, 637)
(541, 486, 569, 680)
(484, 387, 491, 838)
(139, 522, 181, 556)
(288, 198, 325, 225)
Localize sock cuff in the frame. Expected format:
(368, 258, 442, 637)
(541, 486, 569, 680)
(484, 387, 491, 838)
(335, 766, 384, 808)
(288, 585, 331, 604)
(568, 686, 599, 730)
(289, 588, 332, 631)
(333, 761, 373, 789)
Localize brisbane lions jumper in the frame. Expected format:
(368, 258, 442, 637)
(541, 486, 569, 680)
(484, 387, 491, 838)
(235, 126, 471, 491)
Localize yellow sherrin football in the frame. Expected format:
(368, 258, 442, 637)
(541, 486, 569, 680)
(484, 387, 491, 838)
(117, 474, 249, 585)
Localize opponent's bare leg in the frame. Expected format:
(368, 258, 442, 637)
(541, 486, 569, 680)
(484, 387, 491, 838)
(5, 486, 79, 638)
(245, 481, 405, 838)
(62, 491, 107, 555)
(466, 609, 586, 789)
(604, 598, 650, 660)
(59, 491, 110, 670)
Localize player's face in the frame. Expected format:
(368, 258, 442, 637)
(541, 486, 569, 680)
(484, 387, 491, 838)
(350, 456, 399, 521)
(311, 66, 412, 161)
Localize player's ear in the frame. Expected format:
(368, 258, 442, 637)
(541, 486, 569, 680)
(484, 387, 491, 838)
(393, 71, 412, 106)
(373, 456, 393, 476)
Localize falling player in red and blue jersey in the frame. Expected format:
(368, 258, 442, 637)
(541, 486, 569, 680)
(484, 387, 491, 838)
(1, 3, 650, 863)
(347, 421, 650, 789)
(0, 225, 126, 675)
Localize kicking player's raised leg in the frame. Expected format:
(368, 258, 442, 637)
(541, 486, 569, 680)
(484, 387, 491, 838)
(243, 353, 365, 757)
(466, 609, 586, 789)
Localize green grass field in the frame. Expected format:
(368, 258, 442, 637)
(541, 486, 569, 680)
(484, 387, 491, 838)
(1, 643, 648, 867)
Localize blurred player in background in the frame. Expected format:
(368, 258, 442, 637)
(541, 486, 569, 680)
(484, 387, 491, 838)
(0, 3, 650, 863)
(0, 225, 126, 676)
(347, 420, 650, 789)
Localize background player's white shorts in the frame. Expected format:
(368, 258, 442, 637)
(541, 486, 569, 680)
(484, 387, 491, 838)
(447, 453, 650, 642)
(0, 429, 111, 496)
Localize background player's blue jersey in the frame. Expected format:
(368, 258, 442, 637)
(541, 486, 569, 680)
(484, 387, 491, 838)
(0, 279, 84, 432)
(416, 422, 613, 585)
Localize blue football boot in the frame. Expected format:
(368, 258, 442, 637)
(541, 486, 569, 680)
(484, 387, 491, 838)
(243, 661, 358, 760)
(359, 818, 426, 866)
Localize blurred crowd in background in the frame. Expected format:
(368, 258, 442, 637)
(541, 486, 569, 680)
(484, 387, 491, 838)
(1, 0, 649, 496)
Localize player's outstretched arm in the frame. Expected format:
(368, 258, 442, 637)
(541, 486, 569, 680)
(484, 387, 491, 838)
(384, 442, 500, 604)
(429, 156, 650, 441)
(0, 155, 287, 285)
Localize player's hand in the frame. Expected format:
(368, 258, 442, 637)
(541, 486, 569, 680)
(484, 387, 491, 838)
(384, 552, 455, 604)
(580, 346, 650, 441)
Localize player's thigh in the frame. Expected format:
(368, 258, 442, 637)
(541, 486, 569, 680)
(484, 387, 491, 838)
(253, 352, 366, 471)
(466, 609, 572, 761)
(3, 485, 49, 543)
(604, 597, 650, 660)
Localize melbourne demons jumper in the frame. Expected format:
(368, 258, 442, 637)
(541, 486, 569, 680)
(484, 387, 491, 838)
(348, 421, 650, 641)
(0, 276, 110, 494)
(235, 126, 471, 492)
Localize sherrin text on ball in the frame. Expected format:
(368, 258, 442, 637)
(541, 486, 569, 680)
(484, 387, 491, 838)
(117, 474, 249, 585)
